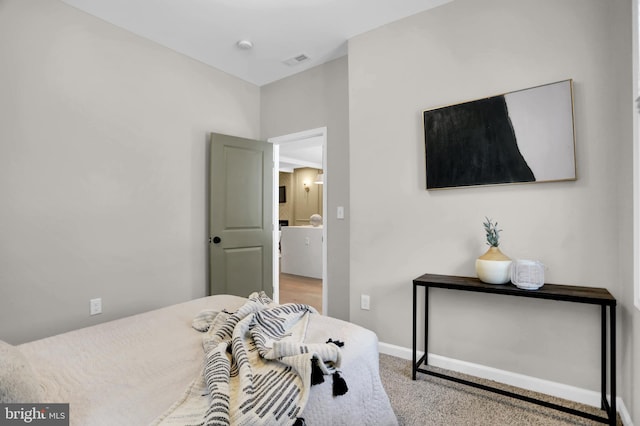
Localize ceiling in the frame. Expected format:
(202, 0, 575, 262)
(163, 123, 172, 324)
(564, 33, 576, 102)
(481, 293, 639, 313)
(278, 136, 323, 173)
(59, 0, 451, 87)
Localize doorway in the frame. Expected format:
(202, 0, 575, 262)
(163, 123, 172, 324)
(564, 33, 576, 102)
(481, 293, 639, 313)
(268, 127, 327, 315)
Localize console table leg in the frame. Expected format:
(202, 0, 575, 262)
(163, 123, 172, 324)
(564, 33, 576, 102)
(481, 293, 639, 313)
(412, 282, 417, 380)
(610, 305, 616, 426)
(424, 287, 429, 367)
(601, 306, 606, 410)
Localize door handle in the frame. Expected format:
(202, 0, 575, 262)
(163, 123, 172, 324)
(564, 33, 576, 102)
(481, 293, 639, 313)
(212, 236, 222, 244)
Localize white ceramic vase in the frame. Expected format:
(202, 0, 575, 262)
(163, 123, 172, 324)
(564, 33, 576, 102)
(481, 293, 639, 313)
(475, 246, 512, 284)
(309, 214, 322, 227)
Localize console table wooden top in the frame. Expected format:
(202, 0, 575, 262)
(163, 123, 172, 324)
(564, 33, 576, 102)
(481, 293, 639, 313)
(413, 273, 616, 306)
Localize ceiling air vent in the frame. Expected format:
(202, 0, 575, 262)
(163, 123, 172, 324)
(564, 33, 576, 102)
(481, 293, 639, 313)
(283, 53, 310, 66)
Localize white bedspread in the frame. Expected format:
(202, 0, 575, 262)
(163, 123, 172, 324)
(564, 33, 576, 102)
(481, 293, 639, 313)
(18, 295, 397, 426)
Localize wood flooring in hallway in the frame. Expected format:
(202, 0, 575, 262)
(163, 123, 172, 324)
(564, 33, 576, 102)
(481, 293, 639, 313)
(279, 273, 322, 312)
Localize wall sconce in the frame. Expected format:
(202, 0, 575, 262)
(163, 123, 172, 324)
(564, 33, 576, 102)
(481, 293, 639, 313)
(314, 173, 324, 184)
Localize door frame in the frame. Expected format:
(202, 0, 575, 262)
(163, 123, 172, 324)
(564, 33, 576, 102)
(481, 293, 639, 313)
(268, 127, 327, 315)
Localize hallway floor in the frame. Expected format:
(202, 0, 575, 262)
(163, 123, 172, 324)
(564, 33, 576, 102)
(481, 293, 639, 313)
(279, 273, 322, 312)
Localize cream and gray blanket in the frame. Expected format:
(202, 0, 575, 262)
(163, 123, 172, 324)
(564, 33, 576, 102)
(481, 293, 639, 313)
(154, 292, 344, 426)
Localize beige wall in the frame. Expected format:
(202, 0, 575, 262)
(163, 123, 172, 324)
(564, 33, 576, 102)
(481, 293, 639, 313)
(292, 168, 323, 225)
(261, 57, 350, 320)
(0, 0, 260, 344)
(278, 168, 323, 225)
(348, 0, 635, 419)
(619, 0, 639, 419)
(278, 172, 293, 224)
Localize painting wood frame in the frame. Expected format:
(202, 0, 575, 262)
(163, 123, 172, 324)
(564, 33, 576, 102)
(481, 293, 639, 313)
(423, 79, 576, 190)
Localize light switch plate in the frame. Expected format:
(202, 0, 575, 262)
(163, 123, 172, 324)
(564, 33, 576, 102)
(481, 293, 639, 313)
(361, 294, 370, 310)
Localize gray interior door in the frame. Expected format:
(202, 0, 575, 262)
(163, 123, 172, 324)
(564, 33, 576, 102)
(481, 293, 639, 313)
(209, 132, 273, 298)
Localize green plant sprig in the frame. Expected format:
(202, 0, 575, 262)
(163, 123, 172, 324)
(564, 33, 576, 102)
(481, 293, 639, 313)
(483, 217, 502, 247)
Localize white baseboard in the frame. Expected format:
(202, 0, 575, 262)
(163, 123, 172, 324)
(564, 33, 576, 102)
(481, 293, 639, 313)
(379, 342, 633, 426)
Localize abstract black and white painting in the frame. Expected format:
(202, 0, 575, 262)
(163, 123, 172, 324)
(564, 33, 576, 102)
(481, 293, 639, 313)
(423, 79, 576, 190)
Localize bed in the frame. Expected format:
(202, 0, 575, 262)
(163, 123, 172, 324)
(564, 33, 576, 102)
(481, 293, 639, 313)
(4, 294, 397, 425)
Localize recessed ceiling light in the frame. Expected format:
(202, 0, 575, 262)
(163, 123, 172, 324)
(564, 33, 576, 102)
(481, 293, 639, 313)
(236, 40, 253, 50)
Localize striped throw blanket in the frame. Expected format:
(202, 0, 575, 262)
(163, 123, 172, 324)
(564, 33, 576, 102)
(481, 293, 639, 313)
(153, 292, 345, 426)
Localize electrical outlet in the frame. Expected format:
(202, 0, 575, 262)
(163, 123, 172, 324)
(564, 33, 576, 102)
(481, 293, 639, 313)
(361, 294, 370, 310)
(90, 298, 102, 316)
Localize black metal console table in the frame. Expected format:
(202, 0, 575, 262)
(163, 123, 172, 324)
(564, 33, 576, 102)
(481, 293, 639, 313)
(412, 273, 617, 425)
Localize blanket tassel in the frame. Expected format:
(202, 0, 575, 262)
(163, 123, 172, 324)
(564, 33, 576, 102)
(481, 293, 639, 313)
(332, 371, 348, 396)
(326, 338, 344, 347)
(311, 358, 325, 385)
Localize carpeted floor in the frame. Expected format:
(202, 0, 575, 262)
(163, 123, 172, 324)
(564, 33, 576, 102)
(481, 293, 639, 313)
(378, 354, 622, 426)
